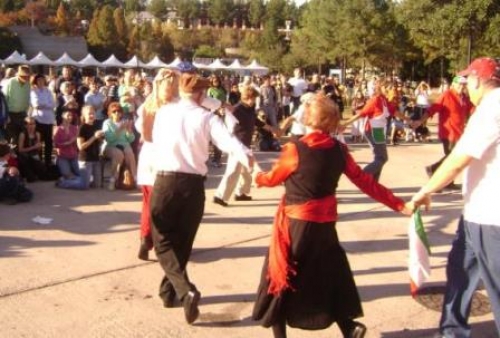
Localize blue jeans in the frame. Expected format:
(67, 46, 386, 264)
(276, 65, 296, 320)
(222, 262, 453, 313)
(57, 157, 80, 178)
(440, 216, 500, 337)
(79, 161, 102, 188)
(363, 131, 388, 182)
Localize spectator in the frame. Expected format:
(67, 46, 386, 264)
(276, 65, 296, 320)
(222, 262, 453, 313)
(30, 73, 56, 166)
(56, 81, 80, 126)
(17, 116, 45, 182)
(2, 65, 31, 145)
(84, 79, 106, 129)
(53, 111, 85, 189)
(77, 105, 105, 188)
(260, 75, 279, 127)
(102, 102, 136, 190)
(0, 142, 33, 204)
(287, 68, 308, 114)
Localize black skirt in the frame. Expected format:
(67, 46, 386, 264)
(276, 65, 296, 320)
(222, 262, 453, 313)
(252, 219, 363, 329)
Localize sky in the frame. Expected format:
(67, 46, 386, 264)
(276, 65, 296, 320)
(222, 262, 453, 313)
(293, 0, 307, 6)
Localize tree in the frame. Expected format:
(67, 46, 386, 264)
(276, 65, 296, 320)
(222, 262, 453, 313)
(173, 0, 200, 28)
(207, 0, 232, 27)
(113, 7, 128, 59)
(248, 0, 264, 28)
(24, 1, 47, 27)
(147, 0, 168, 19)
(67, 0, 98, 19)
(55, 1, 70, 35)
(0, 0, 15, 12)
(124, 0, 143, 13)
(0, 27, 22, 59)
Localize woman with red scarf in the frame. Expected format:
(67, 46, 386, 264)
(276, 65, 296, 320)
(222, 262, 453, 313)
(252, 94, 413, 338)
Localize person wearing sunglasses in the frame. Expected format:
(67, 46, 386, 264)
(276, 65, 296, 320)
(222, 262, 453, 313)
(102, 102, 136, 190)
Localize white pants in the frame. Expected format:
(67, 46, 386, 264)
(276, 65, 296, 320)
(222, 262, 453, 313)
(215, 153, 252, 201)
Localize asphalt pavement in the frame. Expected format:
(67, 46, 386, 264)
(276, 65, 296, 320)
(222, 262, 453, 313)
(0, 130, 496, 338)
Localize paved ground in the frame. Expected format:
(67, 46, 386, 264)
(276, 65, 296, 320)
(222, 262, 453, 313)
(0, 131, 496, 338)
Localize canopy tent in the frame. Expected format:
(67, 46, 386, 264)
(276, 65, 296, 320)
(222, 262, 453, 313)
(123, 55, 145, 68)
(144, 56, 168, 69)
(167, 57, 182, 69)
(2, 50, 28, 65)
(28, 52, 55, 66)
(78, 53, 101, 67)
(206, 58, 228, 70)
(227, 59, 246, 75)
(193, 61, 209, 70)
(245, 59, 269, 75)
(101, 54, 124, 68)
(54, 52, 79, 67)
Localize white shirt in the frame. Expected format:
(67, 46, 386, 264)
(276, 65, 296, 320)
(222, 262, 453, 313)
(290, 104, 307, 136)
(84, 91, 106, 120)
(152, 98, 251, 176)
(288, 77, 308, 98)
(135, 104, 156, 186)
(454, 88, 500, 225)
(30, 87, 56, 124)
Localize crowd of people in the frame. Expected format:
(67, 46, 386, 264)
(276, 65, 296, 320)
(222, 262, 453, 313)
(1, 56, 499, 338)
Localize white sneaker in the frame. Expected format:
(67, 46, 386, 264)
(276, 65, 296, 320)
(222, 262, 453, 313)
(108, 178, 116, 191)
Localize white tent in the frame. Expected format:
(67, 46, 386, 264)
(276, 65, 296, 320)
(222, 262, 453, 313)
(167, 57, 182, 69)
(123, 55, 145, 68)
(227, 59, 246, 74)
(78, 53, 102, 68)
(101, 54, 124, 68)
(28, 52, 55, 66)
(193, 61, 209, 70)
(144, 56, 168, 69)
(2, 51, 28, 65)
(54, 52, 79, 67)
(245, 59, 269, 75)
(207, 58, 228, 70)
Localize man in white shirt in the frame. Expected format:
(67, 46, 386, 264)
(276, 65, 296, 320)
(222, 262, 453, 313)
(150, 72, 253, 325)
(411, 57, 500, 338)
(287, 68, 308, 115)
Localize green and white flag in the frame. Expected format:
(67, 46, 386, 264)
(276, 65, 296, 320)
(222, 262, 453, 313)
(408, 208, 431, 297)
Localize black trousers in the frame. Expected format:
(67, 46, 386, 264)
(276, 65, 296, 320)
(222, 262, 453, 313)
(36, 122, 54, 166)
(150, 172, 205, 301)
(6, 112, 26, 145)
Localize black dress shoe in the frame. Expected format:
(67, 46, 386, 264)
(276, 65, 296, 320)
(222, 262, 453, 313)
(213, 196, 228, 207)
(234, 194, 252, 201)
(162, 292, 178, 308)
(350, 321, 367, 338)
(183, 290, 201, 324)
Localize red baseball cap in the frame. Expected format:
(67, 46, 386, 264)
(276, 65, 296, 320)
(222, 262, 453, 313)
(458, 57, 500, 79)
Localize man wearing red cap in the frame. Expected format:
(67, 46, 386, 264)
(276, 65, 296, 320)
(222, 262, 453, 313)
(411, 57, 500, 337)
(418, 75, 473, 189)
(150, 71, 254, 325)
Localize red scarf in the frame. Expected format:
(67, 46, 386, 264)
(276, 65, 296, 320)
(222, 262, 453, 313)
(267, 194, 337, 295)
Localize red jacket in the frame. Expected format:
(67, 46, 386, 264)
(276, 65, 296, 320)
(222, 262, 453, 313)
(427, 89, 472, 142)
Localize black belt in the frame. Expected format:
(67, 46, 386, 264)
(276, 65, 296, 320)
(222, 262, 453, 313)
(156, 171, 205, 180)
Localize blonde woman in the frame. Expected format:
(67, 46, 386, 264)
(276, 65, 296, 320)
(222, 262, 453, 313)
(252, 94, 413, 338)
(77, 105, 105, 188)
(135, 68, 179, 262)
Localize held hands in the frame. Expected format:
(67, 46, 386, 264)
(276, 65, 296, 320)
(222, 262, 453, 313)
(400, 201, 416, 216)
(410, 191, 431, 212)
